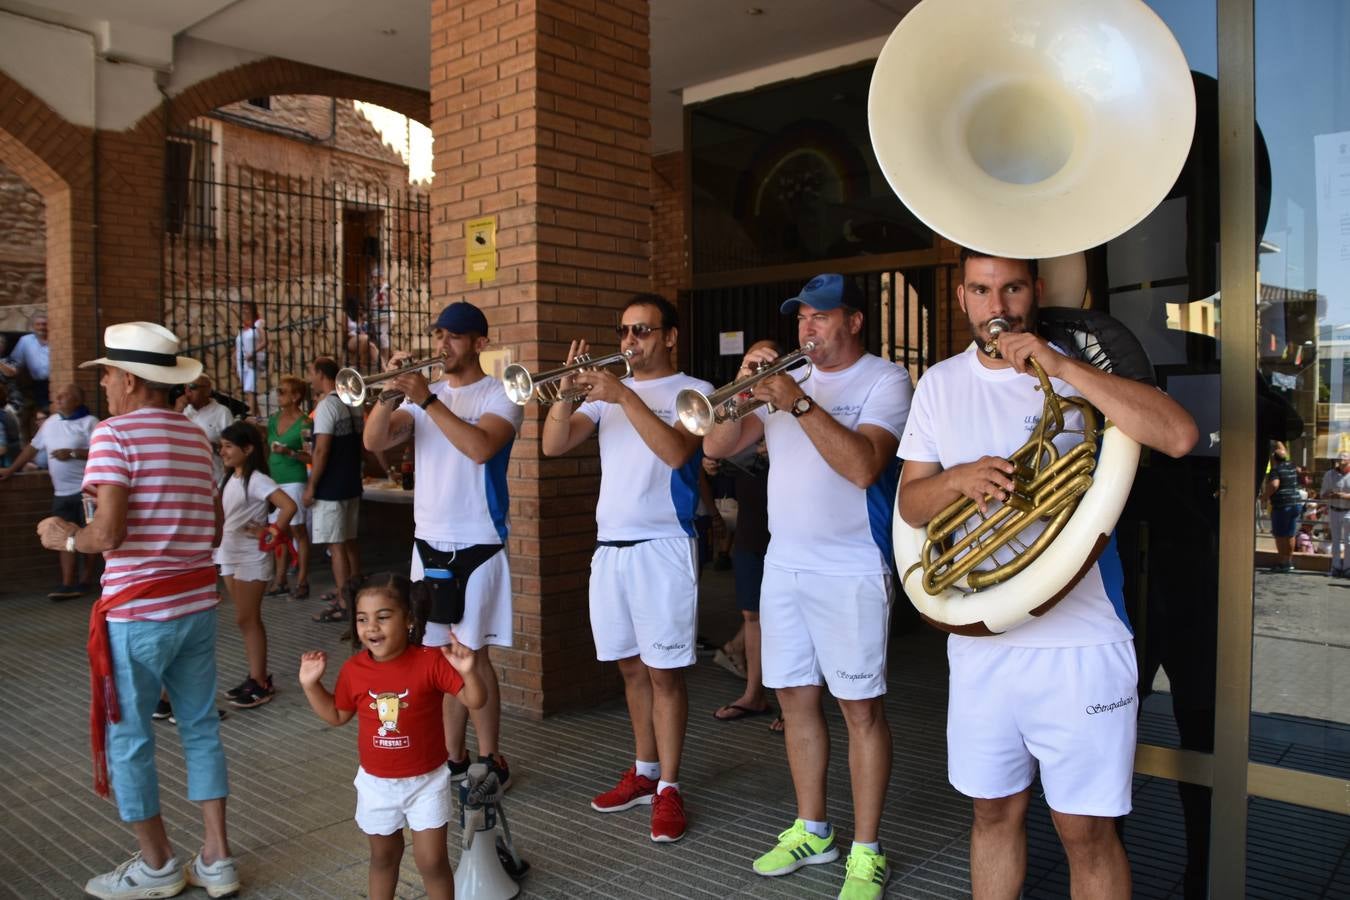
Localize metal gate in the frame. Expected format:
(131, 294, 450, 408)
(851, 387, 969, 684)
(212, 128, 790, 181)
(685, 267, 950, 388)
(163, 141, 432, 414)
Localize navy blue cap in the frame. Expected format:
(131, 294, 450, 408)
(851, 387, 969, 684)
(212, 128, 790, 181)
(779, 274, 863, 314)
(430, 301, 489, 336)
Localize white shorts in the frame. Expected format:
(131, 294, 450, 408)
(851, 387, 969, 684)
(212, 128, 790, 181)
(589, 537, 698, 668)
(353, 765, 452, 835)
(311, 498, 359, 544)
(759, 566, 892, 700)
(269, 482, 310, 529)
(218, 555, 274, 583)
(411, 540, 513, 651)
(239, 365, 257, 394)
(946, 639, 1138, 817)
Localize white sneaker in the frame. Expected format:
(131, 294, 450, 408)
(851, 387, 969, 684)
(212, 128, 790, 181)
(186, 853, 241, 898)
(84, 853, 185, 900)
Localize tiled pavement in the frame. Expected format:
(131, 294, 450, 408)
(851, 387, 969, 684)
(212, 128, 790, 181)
(1, 558, 1347, 898)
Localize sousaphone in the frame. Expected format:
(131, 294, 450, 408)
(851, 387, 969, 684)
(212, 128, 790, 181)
(870, 0, 1195, 633)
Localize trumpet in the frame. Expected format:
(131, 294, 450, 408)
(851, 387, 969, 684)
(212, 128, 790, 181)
(502, 349, 635, 405)
(675, 342, 816, 436)
(334, 355, 446, 407)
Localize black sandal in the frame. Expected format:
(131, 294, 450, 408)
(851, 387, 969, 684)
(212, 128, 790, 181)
(312, 602, 346, 623)
(291, 583, 310, 600)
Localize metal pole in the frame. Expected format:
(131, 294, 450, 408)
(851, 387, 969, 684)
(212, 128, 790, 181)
(1211, 0, 1257, 896)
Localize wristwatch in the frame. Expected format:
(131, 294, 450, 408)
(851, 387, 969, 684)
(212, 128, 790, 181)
(790, 395, 815, 418)
(65, 532, 77, 553)
(419, 393, 438, 410)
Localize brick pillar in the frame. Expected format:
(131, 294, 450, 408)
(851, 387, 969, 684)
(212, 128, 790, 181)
(430, 0, 651, 715)
(94, 125, 166, 336)
(651, 151, 687, 303)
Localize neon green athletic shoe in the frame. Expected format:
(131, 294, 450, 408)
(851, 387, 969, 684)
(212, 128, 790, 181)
(752, 819, 839, 877)
(838, 844, 889, 900)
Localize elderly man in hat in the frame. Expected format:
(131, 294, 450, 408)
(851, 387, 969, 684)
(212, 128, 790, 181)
(37, 322, 238, 899)
(363, 301, 523, 789)
(1321, 452, 1350, 577)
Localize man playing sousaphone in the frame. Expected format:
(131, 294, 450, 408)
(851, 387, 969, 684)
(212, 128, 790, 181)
(541, 293, 712, 843)
(702, 273, 912, 900)
(897, 250, 1197, 899)
(362, 301, 523, 790)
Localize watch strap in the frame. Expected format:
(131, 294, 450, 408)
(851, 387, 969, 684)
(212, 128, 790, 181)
(419, 393, 438, 410)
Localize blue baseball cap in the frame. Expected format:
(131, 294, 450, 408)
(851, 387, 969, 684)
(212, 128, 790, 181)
(779, 273, 864, 314)
(430, 301, 489, 336)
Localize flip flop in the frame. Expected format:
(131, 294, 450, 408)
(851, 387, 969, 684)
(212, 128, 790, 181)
(713, 649, 747, 680)
(768, 715, 785, 734)
(713, 703, 771, 722)
(312, 603, 346, 623)
(264, 584, 290, 597)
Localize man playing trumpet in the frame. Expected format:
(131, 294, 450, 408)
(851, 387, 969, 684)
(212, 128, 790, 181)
(702, 274, 912, 900)
(541, 293, 712, 843)
(897, 250, 1197, 900)
(363, 301, 523, 789)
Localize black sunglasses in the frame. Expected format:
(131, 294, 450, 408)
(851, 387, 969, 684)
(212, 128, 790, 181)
(615, 323, 663, 339)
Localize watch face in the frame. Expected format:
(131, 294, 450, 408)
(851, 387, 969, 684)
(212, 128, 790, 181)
(792, 397, 811, 416)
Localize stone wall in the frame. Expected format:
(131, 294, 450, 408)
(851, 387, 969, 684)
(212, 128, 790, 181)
(0, 162, 45, 308)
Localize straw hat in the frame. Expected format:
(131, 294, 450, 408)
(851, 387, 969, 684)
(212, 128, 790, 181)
(80, 322, 202, 384)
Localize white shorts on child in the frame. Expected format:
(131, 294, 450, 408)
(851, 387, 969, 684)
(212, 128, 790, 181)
(217, 555, 274, 583)
(589, 537, 698, 668)
(354, 764, 453, 835)
(946, 639, 1138, 817)
(759, 565, 893, 700)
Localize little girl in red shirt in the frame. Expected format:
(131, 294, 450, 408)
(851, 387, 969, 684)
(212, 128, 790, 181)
(299, 573, 485, 900)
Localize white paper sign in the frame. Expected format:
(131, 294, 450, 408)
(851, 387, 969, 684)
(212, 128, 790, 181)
(719, 331, 745, 356)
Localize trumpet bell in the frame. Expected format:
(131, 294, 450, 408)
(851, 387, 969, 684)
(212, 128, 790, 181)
(501, 364, 534, 406)
(868, 0, 1195, 259)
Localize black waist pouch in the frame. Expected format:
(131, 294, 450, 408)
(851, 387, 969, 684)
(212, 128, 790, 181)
(415, 539, 503, 626)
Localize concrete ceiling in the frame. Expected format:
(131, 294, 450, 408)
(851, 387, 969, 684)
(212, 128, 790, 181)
(0, 0, 914, 152)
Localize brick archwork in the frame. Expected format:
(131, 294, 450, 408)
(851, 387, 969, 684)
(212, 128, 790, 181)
(163, 58, 431, 131)
(0, 71, 97, 397)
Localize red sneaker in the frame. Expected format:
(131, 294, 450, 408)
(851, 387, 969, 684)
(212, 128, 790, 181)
(591, 767, 657, 813)
(649, 786, 686, 842)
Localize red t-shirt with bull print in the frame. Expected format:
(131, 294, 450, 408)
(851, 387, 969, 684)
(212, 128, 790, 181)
(335, 645, 465, 778)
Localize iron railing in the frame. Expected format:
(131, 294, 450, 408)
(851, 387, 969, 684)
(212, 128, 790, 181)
(163, 153, 432, 415)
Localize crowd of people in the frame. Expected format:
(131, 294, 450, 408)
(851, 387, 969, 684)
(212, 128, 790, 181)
(45, 251, 1350, 900)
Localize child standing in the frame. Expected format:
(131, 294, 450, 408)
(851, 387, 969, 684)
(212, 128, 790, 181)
(299, 573, 486, 900)
(217, 421, 296, 709)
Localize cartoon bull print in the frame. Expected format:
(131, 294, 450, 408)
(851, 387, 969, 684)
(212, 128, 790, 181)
(369, 689, 410, 737)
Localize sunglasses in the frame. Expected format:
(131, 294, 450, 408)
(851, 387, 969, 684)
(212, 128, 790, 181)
(615, 323, 663, 339)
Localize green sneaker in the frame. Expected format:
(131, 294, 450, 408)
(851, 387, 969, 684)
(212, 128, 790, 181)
(838, 844, 889, 900)
(752, 818, 839, 877)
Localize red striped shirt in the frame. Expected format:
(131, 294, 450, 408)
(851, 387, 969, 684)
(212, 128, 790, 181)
(82, 408, 219, 621)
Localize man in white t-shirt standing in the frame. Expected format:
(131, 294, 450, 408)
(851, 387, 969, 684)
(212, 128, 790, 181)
(542, 293, 712, 844)
(0, 383, 99, 598)
(180, 375, 233, 483)
(365, 301, 522, 788)
(305, 357, 364, 617)
(704, 274, 912, 898)
(1321, 452, 1350, 577)
(897, 250, 1197, 900)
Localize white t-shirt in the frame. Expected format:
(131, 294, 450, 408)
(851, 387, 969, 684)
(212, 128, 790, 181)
(401, 374, 522, 544)
(30, 413, 99, 495)
(235, 319, 265, 372)
(185, 400, 234, 482)
(313, 391, 363, 437)
(1321, 467, 1350, 512)
(758, 353, 912, 575)
(579, 372, 714, 541)
(215, 470, 279, 565)
(897, 344, 1133, 648)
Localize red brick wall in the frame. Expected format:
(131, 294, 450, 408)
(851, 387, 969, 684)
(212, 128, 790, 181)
(430, 0, 652, 715)
(651, 151, 686, 303)
(0, 471, 58, 584)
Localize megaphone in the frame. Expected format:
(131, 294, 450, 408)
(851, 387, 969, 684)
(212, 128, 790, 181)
(455, 763, 528, 900)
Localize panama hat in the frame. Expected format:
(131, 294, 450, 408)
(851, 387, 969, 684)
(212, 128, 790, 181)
(80, 322, 202, 384)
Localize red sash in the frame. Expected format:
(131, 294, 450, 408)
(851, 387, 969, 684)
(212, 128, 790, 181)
(87, 566, 217, 797)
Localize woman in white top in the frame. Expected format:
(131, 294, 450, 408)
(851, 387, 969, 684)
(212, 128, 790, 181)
(216, 421, 296, 709)
(233, 301, 267, 414)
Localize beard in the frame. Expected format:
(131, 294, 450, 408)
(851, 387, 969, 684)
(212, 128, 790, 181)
(969, 305, 1039, 352)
